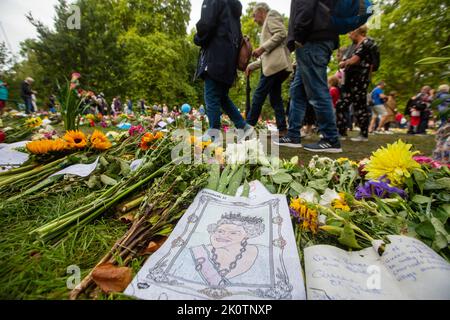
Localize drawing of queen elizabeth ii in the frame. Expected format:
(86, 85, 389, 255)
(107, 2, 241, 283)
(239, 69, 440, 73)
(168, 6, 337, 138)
(169, 213, 271, 288)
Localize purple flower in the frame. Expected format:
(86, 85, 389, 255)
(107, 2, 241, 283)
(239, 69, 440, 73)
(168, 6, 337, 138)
(356, 177, 407, 200)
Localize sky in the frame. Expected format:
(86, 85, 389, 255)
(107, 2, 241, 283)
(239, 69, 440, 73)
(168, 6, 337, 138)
(0, 0, 291, 57)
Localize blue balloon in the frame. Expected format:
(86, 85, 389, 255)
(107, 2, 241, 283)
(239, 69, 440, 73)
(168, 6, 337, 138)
(181, 103, 191, 114)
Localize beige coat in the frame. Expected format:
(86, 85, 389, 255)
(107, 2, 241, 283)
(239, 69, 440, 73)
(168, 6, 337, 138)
(248, 10, 293, 77)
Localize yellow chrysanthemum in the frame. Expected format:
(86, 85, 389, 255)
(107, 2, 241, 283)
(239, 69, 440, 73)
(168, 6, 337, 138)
(290, 198, 319, 234)
(90, 130, 112, 150)
(64, 130, 87, 149)
(25, 117, 43, 128)
(337, 157, 350, 164)
(365, 140, 420, 186)
(26, 139, 67, 155)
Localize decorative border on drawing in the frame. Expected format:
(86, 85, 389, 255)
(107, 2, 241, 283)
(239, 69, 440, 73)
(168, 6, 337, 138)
(136, 193, 293, 300)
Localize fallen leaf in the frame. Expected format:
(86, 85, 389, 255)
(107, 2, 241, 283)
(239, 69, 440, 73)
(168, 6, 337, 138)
(144, 236, 168, 254)
(92, 263, 132, 293)
(119, 212, 136, 224)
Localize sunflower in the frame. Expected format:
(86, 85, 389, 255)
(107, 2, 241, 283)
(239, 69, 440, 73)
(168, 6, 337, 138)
(290, 198, 319, 234)
(140, 133, 155, 151)
(64, 130, 87, 149)
(90, 130, 112, 150)
(26, 139, 67, 155)
(365, 140, 421, 186)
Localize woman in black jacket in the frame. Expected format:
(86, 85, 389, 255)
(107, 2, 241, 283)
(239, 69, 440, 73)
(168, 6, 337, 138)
(194, 0, 252, 139)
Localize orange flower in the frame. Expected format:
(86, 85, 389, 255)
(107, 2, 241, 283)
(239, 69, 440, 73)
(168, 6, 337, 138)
(154, 132, 164, 140)
(90, 130, 112, 150)
(64, 130, 87, 149)
(140, 133, 154, 151)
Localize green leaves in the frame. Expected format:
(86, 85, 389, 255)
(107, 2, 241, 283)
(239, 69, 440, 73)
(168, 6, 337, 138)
(271, 171, 293, 185)
(412, 195, 432, 205)
(338, 223, 362, 249)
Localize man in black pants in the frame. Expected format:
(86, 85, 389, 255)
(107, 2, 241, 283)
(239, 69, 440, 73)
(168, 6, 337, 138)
(245, 2, 293, 136)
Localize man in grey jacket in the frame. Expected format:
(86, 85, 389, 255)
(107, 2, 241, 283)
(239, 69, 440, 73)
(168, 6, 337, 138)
(246, 3, 293, 136)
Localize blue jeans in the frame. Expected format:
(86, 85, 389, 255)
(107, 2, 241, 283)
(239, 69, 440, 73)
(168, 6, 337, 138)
(204, 75, 247, 130)
(23, 96, 33, 114)
(288, 41, 339, 142)
(247, 70, 289, 130)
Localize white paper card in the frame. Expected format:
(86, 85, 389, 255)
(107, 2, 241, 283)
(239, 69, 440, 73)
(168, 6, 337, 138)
(158, 121, 167, 128)
(305, 235, 450, 300)
(0, 141, 30, 172)
(125, 186, 306, 300)
(50, 157, 99, 178)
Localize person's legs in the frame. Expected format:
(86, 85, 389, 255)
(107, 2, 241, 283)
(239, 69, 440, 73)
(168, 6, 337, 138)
(24, 96, 32, 114)
(220, 84, 247, 130)
(204, 76, 224, 130)
(268, 71, 288, 131)
(247, 73, 271, 127)
(335, 94, 349, 137)
(295, 41, 339, 144)
(286, 65, 308, 142)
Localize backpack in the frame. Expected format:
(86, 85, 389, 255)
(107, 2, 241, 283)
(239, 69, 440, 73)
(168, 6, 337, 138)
(331, 0, 374, 35)
(238, 36, 253, 72)
(366, 37, 381, 72)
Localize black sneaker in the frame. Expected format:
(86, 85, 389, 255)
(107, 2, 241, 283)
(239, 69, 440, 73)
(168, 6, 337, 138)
(273, 136, 303, 148)
(303, 139, 343, 153)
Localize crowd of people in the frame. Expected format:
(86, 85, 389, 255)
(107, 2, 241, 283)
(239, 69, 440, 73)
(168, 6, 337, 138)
(1, 1, 449, 156)
(193, 1, 450, 153)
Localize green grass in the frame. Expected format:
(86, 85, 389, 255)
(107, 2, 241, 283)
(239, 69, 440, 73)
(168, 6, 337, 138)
(0, 187, 128, 300)
(279, 131, 436, 164)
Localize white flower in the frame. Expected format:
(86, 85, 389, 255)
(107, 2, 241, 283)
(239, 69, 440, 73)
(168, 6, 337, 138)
(319, 188, 341, 207)
(224, 138, 266, 165)
(299, 191, 317, 203)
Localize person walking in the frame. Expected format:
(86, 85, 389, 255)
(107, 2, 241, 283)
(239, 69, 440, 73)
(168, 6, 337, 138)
(383, 91, 397, 133)
(277, 0, 342, 152)
(245, 2, 293, 136)
(194, 0, 253, 140)
(0, 80, 9, 116)
(335, 26, 374, 142)
(21, 77, 35, 114)
(435, 84, 450, 127)
(368, 81, 388, 133)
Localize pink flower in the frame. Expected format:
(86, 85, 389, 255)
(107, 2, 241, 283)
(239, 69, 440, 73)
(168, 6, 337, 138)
(413, 156, 449, 169)
(129, 125, 145, 136)
(100, 121, 108, 128)
(223, 125, 230, 133)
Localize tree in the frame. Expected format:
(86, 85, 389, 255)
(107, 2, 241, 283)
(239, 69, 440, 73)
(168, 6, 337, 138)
(369, 0, 450, 106)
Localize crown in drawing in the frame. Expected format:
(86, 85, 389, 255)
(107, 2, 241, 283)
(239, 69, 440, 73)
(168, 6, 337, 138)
(221, 212, 263, 225)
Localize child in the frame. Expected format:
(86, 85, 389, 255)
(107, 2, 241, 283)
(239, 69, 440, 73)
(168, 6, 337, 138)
(328, 76, 341, 108)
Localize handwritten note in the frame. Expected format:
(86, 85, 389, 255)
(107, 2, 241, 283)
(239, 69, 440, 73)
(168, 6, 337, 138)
(381, 235, 450, 299)
(305, 235, 450, 300)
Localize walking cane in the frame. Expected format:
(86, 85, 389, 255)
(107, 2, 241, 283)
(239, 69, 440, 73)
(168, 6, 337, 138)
(245, 75, 251, 119)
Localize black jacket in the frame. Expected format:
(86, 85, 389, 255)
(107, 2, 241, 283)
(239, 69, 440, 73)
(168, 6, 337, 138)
(287, 0, 339, 52)
(194, 0, 243, 86)
(21, 81, 33, 99)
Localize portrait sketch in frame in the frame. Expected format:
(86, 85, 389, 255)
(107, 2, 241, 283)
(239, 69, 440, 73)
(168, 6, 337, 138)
(125, 182, 306, 300)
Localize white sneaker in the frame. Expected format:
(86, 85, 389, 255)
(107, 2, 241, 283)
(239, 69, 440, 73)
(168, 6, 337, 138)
(351, 136, 369, 142)
(237, 125, 256, 142)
